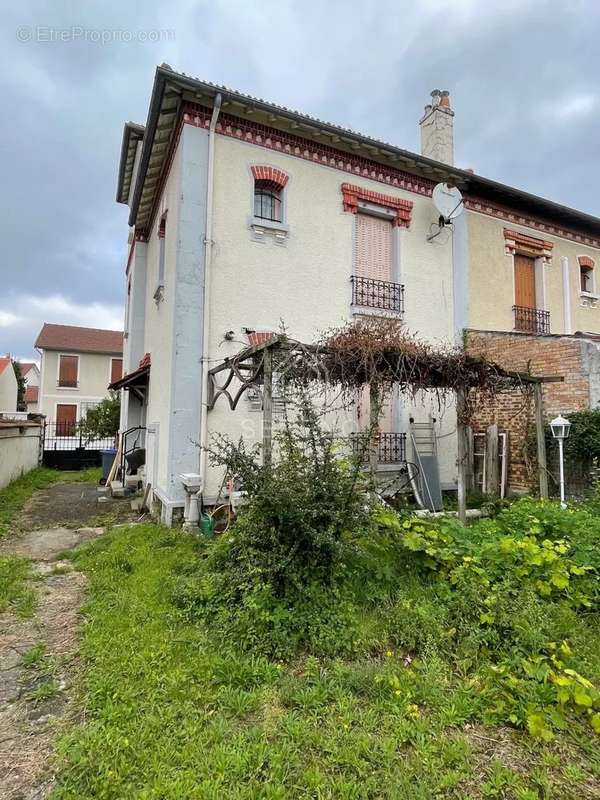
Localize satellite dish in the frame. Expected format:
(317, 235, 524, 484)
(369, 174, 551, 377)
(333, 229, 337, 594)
(432, 183, 464, 221)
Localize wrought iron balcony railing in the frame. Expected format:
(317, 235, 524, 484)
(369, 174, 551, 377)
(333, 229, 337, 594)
(351, 276, 404, 314)
(513, 305, 550, 335)
(350, 432, 407, 464)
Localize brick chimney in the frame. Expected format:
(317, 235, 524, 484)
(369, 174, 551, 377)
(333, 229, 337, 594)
(419, 89, 454, 166)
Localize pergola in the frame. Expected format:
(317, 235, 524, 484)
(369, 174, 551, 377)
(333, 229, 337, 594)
(207, 330, 561, 522)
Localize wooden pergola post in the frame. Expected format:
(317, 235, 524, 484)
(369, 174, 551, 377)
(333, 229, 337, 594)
(456, 389, 468, 524)
(262, 347, 273, 468)
(369, 382, 380, 481)
(534, 381, 549, 499)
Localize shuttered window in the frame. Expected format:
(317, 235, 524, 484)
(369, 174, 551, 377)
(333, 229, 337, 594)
(58, 355, 78, 388)
(355, 214, 393, 281)
(110, 358, 123, 384)
(56, 403, 77, 435)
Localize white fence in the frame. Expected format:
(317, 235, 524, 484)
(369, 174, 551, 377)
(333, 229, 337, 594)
(0, 420, 43, 489)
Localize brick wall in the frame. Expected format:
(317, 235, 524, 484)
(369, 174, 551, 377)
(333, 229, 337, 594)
(465, 330, 597, 491)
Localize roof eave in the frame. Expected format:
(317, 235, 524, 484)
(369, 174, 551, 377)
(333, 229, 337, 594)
(116, 122, 145, 205)
(127, 65, 600, 237)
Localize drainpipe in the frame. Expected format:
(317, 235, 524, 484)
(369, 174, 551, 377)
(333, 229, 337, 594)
(561, 256, 572, 334)
(198, 93, 222, 495)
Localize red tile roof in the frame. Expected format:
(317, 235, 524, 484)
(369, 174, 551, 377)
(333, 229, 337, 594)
(19, 362, 38, 376)
(35, 324, 123, 354)
(25, 386, 39, 403)
(0, 357, 11, 375)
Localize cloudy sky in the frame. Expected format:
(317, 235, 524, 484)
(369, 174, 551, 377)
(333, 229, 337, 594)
(2, 0, 599, 360)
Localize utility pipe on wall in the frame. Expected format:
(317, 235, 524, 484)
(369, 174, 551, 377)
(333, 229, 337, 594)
(198, 92, 222, 492)
(561, 256, 572, 334)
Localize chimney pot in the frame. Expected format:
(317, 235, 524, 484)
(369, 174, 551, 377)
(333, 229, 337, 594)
(419, 88, 454, 166)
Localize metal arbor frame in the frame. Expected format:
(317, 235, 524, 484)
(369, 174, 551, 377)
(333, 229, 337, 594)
(207, 335, 562, 522)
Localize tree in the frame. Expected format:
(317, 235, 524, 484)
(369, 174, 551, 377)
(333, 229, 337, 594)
(13, 361, 26, 412)
(78, 392, 120, 440)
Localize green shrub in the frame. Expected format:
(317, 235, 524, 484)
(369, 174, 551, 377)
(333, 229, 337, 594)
(189, 395, 373, 657)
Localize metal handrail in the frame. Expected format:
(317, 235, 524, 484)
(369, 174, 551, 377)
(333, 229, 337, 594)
(350, 431, 407, 464)
(513, 305, 550, 334)
(351, 276, 405, 313)
(120, 425, 146, 487)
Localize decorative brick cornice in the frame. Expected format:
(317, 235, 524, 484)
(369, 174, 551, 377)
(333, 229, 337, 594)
(251, 165, 288, 189)
(503, 227, 554, 263)
(468, 200, 600, 249)
(159, 102, 600, 250)
(181, 103, 435, 196)
(341, 183, 413, 227)
(578, 255, 595, 269)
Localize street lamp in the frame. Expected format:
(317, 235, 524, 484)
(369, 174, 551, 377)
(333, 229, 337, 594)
(550, 414, 571, 508)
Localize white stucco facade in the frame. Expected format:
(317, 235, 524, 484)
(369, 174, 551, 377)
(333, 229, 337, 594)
(0, 361, 18, 413)
(38, 349, 122, 421)
(117, 73, 600, 524)
(121, 120, 458, 521)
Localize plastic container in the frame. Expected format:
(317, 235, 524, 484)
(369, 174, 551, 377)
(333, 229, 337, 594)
(199, 512, 215, 537)
(100, 448, 117, 484)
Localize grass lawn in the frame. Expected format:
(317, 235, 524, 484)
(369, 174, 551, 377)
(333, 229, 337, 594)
(53, 523, 600, 799)
(0, 555, 36, 617)
(0, 466, 101, 538)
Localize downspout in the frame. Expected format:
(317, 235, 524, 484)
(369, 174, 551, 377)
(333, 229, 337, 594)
(561, 256, 572, 334)
(198, 93, 222, 493)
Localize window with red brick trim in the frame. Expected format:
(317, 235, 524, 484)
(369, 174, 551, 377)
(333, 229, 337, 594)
(251, 166, 288, 224)
(578, 256, 595, 294)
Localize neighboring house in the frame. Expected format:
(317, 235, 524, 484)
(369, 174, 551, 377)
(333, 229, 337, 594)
(114, 66, 600, 521)
(35, 324, 123, 432)
(19, 362, 41, 412)
(0, 357, 17, 412)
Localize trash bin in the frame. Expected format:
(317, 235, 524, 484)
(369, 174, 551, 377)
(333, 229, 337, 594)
(100, 448, 117, 485)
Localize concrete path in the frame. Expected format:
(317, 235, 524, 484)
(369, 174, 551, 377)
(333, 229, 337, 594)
(0, 481, 132, 799)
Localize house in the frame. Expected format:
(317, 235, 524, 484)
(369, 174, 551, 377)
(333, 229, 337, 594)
(19, 362, 41, 412)
(0, 357, 17, 412)
(34, 323, 123, 432)
(114, 66, 600, 522)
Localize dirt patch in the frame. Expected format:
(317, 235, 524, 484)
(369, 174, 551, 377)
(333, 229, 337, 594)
(0, 480, 123, 799)
(17, 482, 136, 531)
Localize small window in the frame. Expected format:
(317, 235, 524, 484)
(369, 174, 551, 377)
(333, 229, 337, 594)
(58, 355, 78, 388)
(110, 358, 123, 384)
(254, 179, 283, 223)
(580, 263, 594, 294)
(155, 212, 167, 301)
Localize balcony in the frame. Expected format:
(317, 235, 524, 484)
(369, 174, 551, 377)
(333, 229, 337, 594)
(351, 276, 404, 314)
(350, 432, 407, 464)
(513, 305, 550, 335)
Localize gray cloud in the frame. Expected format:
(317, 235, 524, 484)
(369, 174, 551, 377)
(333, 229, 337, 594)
(2, 0, 598, 358)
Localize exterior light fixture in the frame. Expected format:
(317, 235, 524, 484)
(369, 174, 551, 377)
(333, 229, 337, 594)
(550, 414, 571, 508)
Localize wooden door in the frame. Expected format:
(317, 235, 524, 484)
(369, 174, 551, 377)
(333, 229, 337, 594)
(56, 404, 77, 436)
(514, 255, 536, 309)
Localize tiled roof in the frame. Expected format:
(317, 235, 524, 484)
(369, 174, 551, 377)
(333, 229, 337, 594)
(25, 386, 39, 403)
(19, 362, 37, 376)
(35, 324, 123, 354)
(0, 357, 11, 375)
